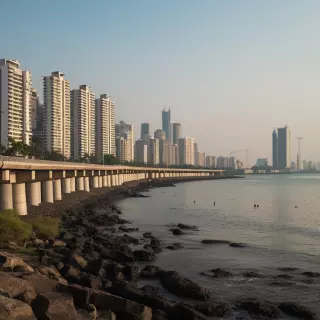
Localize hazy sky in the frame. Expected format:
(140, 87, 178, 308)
(1, 0, 320, 165)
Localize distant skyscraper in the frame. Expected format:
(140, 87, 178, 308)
(43, 71, 70, 158)
(194, 143, 199, 166)
(148, 138, 160, 166)
(179, 137, 195, 166)
(277, 126, 291, 170)
(134, 140, 147, 164)
(134, 140, 148, 164)
(169, 144, 179, 166)
(206, 155, 212, 168)
(228, 157, 236, 169)
(70, 85, 95, 160)
(154, 129, 166, 140)
(95, 94, 115, 160)
(141, 123, 150, 141)
(116, 121, 134, 161)
(198, 152, 206, 167)
(272, 130, 278, 169)
(0, 59, 32, 147)
(172, 123, 181, 145)
(116, 136, 130, 163)
(31, 88, 44, 147)
(162, 107, 171, 141)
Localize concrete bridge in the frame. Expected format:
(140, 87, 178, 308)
(0, 156, 224, 215)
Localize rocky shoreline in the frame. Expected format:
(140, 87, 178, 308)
(0, 176, 318, 319)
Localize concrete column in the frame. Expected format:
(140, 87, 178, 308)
(12, 183, 27, 215)
(53, 179, 62, 201)
(98, 176, 103, 188)
(76, 177, 84, 191)
(42, 180, 53, 203)
(26, 181, 41, 206)
(0, 183, 13, 210)
(70, 177, 76, 192)
(90, 176, 99, 188)
(103, 176, 108, 187)
(84, 177, 90, 192)
(62, 178, 71, 194)
(107, 175, 112, 187)
(113, 175, 118, 186)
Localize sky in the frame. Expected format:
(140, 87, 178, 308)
(1, 0, 320, 165)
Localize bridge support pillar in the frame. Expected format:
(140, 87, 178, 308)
(103, 176, 108, 187)
(53, 179, 62, 201)
(62, 178, 71, 194)
(42, 180, 53, 203)
(70, 177, 76, 192)
(26, 181, 41, 206)
(98, 176, 103, 188)
(90, 176, 99, 188)
(76, 177, 84, 191)
(84, 177, 90, 192)
(13, 183, 27, 215)
(0, 183, 13, 210)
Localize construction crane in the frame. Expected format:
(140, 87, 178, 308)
(296, 137, 303, 171)
(230, 149, 250, 168)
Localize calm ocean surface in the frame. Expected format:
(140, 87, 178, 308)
(118, 175, 320, 316)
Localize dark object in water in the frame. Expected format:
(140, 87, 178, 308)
(254, 204, 256, 208)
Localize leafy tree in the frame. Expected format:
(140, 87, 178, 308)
(103, 154, 120, 165)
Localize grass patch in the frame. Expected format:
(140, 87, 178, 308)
(29, 216, 61, 240)
(0, 210, 32, 244)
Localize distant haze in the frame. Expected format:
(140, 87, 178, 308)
(1, 0, 320, 165)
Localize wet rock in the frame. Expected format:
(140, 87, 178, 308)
(201, 239, 230, 244)
(195, 301, 232, 317)
(302, 271, 320, 278)
(140, 285, 163, 298)
(279, 302, 317, 320)
(170, 228, 183, 236)
(0, 252, 34, 273)
(0, 295, 36, 319)
(167, 243, 184, 250)
(119, 225, 139, 232)
(269, 280, 293, 287)
(211, 268, 232, 278)
(60, 265, 81, 284)
(140, 265, 162, 278)
(171, 302, 207, 320)
(243, 271, 264, 278)
(276, 274, 293, 280)
(151, 238, 161, 246)
(143, 232, 155, 239)
(31, 292, 78, 319)
(85, 259, 108, 278)
(153, 309, 169, 320)
(160, 270, 210, 300)
(278, 267, 298, 272)
(133, 249, 156, 261)
(237, 298, 280, 318)
(229, 242, 246, 248)
(123, 264, 140, 282)
(79, 273, 102, 290)
(177, 223, 198, 230)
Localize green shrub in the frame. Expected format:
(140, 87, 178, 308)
(0, 211, 32, 244)
(30, 216, 61, 239)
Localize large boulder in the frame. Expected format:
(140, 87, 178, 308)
(22, 273, 59, 294)
(133, 250, 156, 262)
(160, 271, 210, 300)
(279, 302, 317, 320)
(140, 265, 162, 278)
(0, 272, 34, 298)
(31, 292, 78, 320)
(0, 253, 34, 273)
(170, 229, 183, 236)
(238, 298, 280, 318)
(195, 301, 232, 317)
(0, 295, 36, 319)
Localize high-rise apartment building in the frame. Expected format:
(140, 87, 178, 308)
(212, 156, 217, 168)
(154, 129, 166, 140)
(70, 85, 95, 160)
(179, 137, 195, 166)
(169, 144, 179, 166)
(116, 137, 130, 163)
(141, 123, 150, 141)
(0, 59, 32, 146)
(95, 94, 115, 160)
(134, 139, 148, 164)
(162, 107, 171, 141)
(272, 130, 278, 169)
(206, 155, 212, 168)
(31, 88, 44, 146)
(172, 123, 181, 145)
(148, 138, 159, 166)
(217, 156, 228, 168)
(277, 126, 291, 170)
(116, 121, 134, 161)
(194, 143, 199, 166)
(198, 152, 206, 167)
(43, 71, 70, 158)
(159, 140, 169, 167)
(228, 156, 236, 169)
